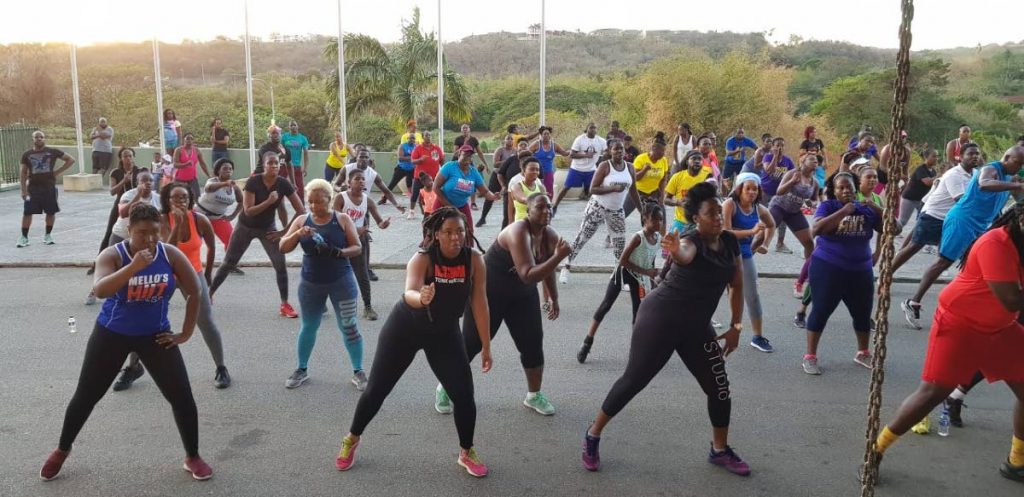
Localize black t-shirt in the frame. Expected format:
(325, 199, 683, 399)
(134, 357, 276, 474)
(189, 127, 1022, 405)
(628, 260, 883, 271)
(213, 128, 230, 152)
(800, 139, 825, 154)
(656, 230, 740, 339)
(239, 174, 295, 229)
(902, 164, 937, 201)
(498, 156, 522, 184)
(109, 166, 145, 200)
(253, 142, 292, 175)
(21, 147, 65, 189)
(453, 136, 479, 150)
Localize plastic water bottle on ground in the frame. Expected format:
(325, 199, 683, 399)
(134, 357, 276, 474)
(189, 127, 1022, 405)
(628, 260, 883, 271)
(68, 316, 77, 334)
(938, 405, 950, 437)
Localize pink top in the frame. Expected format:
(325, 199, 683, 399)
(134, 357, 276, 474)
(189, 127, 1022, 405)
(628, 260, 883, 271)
(176, 146, 198, 181)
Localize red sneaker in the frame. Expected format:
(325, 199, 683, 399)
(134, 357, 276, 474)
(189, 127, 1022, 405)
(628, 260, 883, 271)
(183, 456, 213, 481)
(40, 449, 69, 481)
(279, 302, 298, 318)
(335, 435, 359, 471)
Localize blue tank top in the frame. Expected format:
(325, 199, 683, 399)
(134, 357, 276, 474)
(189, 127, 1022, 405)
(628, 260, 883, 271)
(732, 203, 759, 259)
(398, 142, 416, 171)
(946, 161, 1011, 234)
(299, 212, 353, 284)
(535, 141, 556, 174)
(97, 241, 176, 336)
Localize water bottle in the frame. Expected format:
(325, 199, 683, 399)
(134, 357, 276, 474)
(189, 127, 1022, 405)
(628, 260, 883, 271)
(67, 316, 77, 334)
(938, 405, 950, 437)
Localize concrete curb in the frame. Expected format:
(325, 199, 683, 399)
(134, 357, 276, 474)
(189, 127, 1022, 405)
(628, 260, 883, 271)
(0, 260, 950, 284)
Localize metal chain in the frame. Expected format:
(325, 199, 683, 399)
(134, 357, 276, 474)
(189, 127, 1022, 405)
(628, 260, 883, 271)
(861, 1, 914, 495)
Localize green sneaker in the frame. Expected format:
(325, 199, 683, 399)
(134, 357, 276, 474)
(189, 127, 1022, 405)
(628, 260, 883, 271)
(523, 392, 556, 416)
(16, 236, 29, 248)
(435, 384, 452, 414)
(42, 233, 54, 245)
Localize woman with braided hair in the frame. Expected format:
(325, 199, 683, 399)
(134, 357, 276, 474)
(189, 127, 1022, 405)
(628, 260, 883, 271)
(337, 207, 493, 477)
(870, 203, 1024, 483)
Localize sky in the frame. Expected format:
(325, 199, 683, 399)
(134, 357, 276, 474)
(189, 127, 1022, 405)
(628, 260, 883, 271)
(3, 0, 1022, 50)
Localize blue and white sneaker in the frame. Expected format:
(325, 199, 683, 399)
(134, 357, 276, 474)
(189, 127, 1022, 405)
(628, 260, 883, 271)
(750, 335, 774, 353)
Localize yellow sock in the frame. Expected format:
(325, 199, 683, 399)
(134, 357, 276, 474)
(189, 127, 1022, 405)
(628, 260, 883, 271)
(1010, 436, 1024, 467)
(875, 426, 900, 454)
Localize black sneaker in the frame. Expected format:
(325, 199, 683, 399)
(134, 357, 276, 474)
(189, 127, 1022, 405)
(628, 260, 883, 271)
(214, 366, 232, 389)
(475, 218, 486, 228)
(368, 270, 379, 282)
(944, 397, 965, 427)
(112, 364, 145, 392)
(1000, 459, 1024, 482)
(377, 197, 387, 206)
(794, 312, 807, 329)
(86, 265, 95, 276)
(577, 337, 593, 364)
(229, 267, 245, 275)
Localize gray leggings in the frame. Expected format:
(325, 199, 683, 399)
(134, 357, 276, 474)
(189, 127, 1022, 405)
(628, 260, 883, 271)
(128, 275, 225, 369)
(741, 256, 763, 321)
(898, 198, 923, 228)
(210, 222, 289, 301)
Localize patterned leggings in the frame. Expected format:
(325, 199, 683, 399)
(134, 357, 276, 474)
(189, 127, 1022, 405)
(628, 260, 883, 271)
(567, 198, 626, 266)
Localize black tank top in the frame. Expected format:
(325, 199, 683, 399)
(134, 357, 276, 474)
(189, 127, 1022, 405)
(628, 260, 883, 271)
(424, 245, 473, 325)
(484, 220, 549, 291)
(654, 230, 740, 336)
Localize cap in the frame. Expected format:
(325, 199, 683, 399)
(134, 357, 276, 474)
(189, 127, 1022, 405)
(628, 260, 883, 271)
(851, 157, 870, 167)
(458, 144, 475, 154)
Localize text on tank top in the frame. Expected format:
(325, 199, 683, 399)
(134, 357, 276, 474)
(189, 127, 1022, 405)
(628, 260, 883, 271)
(169, 212, 203, 273)
(341, 190, 368, 228)
(595, 161, 633, 210)
(425, 245, 473, 324)
(198, 180, 236, 217)
(97, 241, 176, 336)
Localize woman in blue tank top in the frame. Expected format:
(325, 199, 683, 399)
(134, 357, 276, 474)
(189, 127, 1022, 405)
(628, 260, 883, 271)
(40, 203, 213, 482)
(529, 126, 570, 195)
(279, 179, 365, 391)
(723, 172, 777, 353)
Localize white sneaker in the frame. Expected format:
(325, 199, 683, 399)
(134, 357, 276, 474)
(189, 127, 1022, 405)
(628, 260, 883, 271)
(559, 267, 570, 284)
(406, 210, 416, 220)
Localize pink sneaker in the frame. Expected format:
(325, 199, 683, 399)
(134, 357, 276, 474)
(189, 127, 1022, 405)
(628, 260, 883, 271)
(40, 449, 69, 481)
(335, 435, 359, 471)
(183, 456, 213, 480)
(457, 448, 489, 477)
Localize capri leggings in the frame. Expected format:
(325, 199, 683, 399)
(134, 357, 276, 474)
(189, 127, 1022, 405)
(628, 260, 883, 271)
(349, 301, 476, 449)
(567, 198, 626, 266)
(348, 232, 373, 307)
(462, 274, 544, 369)
(296, 274, 363, 371)
(806, 256, 874, 333)
(593, 267, 642, 324)
(769, 204, 810, 233)
(600, 295, 731, 428)
(741, 257, 763, 321)
(58, 323, 199, 456)
(210, 222, 289, 301)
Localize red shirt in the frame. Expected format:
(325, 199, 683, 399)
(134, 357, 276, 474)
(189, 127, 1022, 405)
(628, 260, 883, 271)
(412, 144, 444, 179)
(938, 227, 1024, 331)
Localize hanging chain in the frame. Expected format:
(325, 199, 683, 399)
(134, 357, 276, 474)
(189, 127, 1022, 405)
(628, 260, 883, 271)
(861, 1, 914, 495)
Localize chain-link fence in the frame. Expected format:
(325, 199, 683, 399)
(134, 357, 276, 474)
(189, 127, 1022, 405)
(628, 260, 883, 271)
(0, 126, 37, 186)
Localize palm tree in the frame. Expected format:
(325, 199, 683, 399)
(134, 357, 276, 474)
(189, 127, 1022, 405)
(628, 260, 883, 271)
(324, 7, 472, 127)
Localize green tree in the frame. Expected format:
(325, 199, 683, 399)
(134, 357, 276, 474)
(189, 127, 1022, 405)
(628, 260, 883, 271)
(981, 49, 1024, 96)
(322, 7, 471, 127)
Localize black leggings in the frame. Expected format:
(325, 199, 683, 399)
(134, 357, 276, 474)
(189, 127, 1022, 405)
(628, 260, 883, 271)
(806, 257, 874, 333)
(349, 302, 476, 448)
(601, 295, 732, 428)
(386, 167, 414, 193)
(58, 323, 199, 456)
(593, 267, 642, 325)
(477, 172, 503, 224)
(349, 232, 372, 306)
(463, 277, 544, 369)
(210, 222, 288, 301)
(410, 178, 424, 209)
(97, 200, 119, 254)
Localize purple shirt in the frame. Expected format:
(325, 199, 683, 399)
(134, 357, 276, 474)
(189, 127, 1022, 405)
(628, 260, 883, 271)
(812, 199, 879, 272)
(760, 154, 794, 196)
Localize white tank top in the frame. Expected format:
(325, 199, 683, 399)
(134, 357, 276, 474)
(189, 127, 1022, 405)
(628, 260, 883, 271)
(595, 160, 633, 210)
(676, 135, 694, 164)
(340, 191, 367, 228)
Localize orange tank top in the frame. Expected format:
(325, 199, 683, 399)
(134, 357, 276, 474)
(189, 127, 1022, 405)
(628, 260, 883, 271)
(170, 212, 203, 272)
(420, 189, 438, 214)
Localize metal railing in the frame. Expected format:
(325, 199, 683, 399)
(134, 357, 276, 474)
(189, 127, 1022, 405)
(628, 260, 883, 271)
(0, 126, 37, 186)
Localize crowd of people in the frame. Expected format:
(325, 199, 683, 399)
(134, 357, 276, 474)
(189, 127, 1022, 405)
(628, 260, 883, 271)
(18, 115, 1024, 486)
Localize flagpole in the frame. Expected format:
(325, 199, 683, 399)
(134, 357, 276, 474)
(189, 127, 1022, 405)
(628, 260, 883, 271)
(337, 0, 348, 143)
(436, 0, 444, 148)
(244, 0, 257, 169)
(69, 43, 85, 174)
(539, 0, 546, 126)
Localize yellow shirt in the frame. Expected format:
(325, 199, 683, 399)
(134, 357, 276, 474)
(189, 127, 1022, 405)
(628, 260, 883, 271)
(633, 153, 669, 194)
(400, 132, 424, 145)
(513, 179, 544, 221)
(326, 142, 348, 169)
(665, 167, 712, 223)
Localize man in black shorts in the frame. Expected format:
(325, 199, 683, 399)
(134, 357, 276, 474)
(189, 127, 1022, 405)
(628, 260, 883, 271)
(19, 131, 75, 248)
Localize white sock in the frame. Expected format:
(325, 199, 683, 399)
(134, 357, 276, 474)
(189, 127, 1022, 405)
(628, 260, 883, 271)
(526, 391, 539, 400)
(950, 389, 966, 401)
